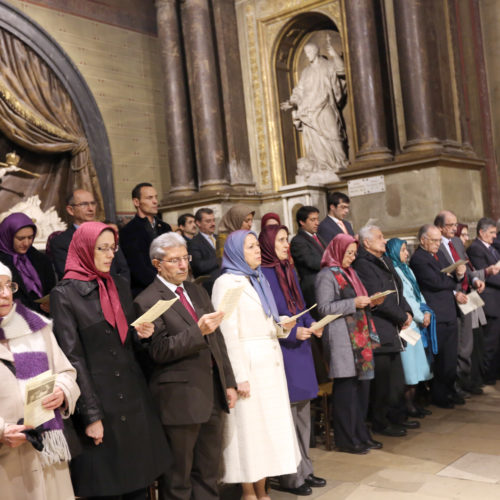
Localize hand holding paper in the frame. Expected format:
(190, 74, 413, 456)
(310, 314, 342, 332)
(369, 290, 396, 301)
(131, 298, 178, 326)
(278, 304, 317, 324)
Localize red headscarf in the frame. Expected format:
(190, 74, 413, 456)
(261, 212, 281, 230)
(64, 222, 129, 344)
(321, 234, 368, 297)
(259, 225, 304, 314)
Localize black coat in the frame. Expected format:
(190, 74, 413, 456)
(0, 247, 56, 313)
(317, 216, 354, 244)
(187, 232, 221, 295)
(50, 276, 169, 497)
(352, 247, 411, 352)
(120, 215, 171, 296)
(290, 229, 326, 311)
(49, 225, 131, 282)
(467, 239, 500, 318)
(409, 247, 459, 324)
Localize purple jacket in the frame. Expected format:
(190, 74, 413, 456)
(262, 267, 319, 403)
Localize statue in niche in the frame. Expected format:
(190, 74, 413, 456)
(281, 36, 348, 183)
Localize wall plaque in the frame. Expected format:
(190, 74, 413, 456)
(347, 175, 386, 197)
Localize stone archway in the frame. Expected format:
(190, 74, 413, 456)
(274, 12, 344, 185)
(0, 1, 115, 219)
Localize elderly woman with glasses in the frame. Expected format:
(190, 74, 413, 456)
(51, 222, 169, 500)
(0, 213, 56, 314)
(0, 262, 80, 500)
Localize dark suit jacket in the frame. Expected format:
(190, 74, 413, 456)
(352, 247, 411, 352)
(290, 229, 326, 311)
(120, 215, 171, 296)
(467, 239, 500, 318)
(50, 225, 130, 282)
(317, 216, 354, 244)
(188, 232, 221, 295)
(134, 277, 236, 426)
(410, 246, 459, 324)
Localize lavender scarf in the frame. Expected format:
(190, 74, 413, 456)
(0, 301, 70, 466)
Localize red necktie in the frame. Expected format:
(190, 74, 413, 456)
(448, 241, 469, 291)
(176, 286, 199, 322)
(433, 254, 439, 261)
(313, 234, 324, 249)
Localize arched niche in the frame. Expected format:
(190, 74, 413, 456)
(274, 12, 349, 185)
(0, 1, 115, 219)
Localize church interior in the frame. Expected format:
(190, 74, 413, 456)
(1, 0, 500, 497)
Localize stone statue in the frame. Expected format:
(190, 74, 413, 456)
(281, 37, 348, 183)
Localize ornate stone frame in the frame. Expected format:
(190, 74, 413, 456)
(0, 0, 116, 219)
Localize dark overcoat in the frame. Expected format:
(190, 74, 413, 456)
(50, 275, 169, 497)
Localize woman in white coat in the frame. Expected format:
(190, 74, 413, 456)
(212, 230, 299, 500)
(0, 262, 80, 500)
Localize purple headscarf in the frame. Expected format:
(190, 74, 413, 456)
(221, 230, 280, 323)
(0, 213, 42, 297)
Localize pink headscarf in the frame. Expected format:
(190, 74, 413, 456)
(64, 222, 129, 344)
(321, 234, 368, 297)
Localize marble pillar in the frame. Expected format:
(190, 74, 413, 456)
(181, 0, 229, 190)
(393, 0, 443, 151)
(344, 0, 392, 161)
(155, 0, 196, 195)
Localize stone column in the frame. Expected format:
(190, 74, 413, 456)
(393, 0, 443, 151)
(155, 0, 196, 195)
(181, 0, 229, 190)
(344, 0, 392, 161)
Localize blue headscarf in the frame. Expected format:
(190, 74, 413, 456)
(221, 230, 280, 323)
(385, 238, 423, 302)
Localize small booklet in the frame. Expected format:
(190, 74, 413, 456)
(278, 304, 317, 325)
(440, 259, 467, 274)
(458, 290, 485, 316)
(399, 327, 421, 346)
(370, 290, 396, 301)
(131, 298, 178, 326)
(216, 286, 245, 319)
(24, 370, 57, 428)
(310, 314, 342, 332)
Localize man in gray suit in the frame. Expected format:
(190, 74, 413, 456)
(434, 210, 485, 395)
(134, 232, 236, 500)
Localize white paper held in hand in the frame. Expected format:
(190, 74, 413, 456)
(310, 313, 342, 332)
(217, 285, 245, 319)
(131, 298, 178, 326)
(399, 327, 421, 346)
(24, 370, 57, 428)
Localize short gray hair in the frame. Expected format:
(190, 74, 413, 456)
(149, 232, 186, 261)
(417, 224, 436, 241)
(358, 225, 380, 246)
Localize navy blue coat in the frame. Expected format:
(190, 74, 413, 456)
(317, 216, 354, 245)
(262, 267, 318, 402)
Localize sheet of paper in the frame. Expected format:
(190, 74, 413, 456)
(458, 290, 485, 315)
(131, 298, 178, 326)
(440, 259, 467, 274)
(217, 285, 245, 319)
(34, 294, 50, 304)
(370, 290, 396, 301)
(310, 314, 342, 332)
(399, 327, 421, 346)
(278, 303, 317, 325)
(24, 370, 57, 428)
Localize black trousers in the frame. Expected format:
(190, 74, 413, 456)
(332, 377, 371, 447)
(370, 352, 405, 430)
(431, 321, 458, 404)
(471, 326, 485, 387)
(481, 316, 500, 382)
(158, 377, 224, 500)
(86, 489, 147, 500)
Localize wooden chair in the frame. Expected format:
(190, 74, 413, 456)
(310, 381, 333, 451)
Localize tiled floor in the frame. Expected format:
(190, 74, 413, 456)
(270, 384, 500, 499)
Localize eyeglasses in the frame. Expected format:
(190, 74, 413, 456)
(444, 223, 458, 228)
(72, 201, 97, 208)
(0, 282, 18, 293)
(160, 255, 192, 265)
(96, 245, 119, 254)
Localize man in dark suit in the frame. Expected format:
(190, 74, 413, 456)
(49, 189, 130, 281)
(178, 213, 197, 242)
(434, 210, 485, 395)
(134, 232, 236, 500)
(353, 225, 414, 436)
(188, 207, 220, 295)
(467, 217, 500, 385)
(120, 182, 171, 296)
(410, 224, 466, 408)
(317, 191, 354, 245)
